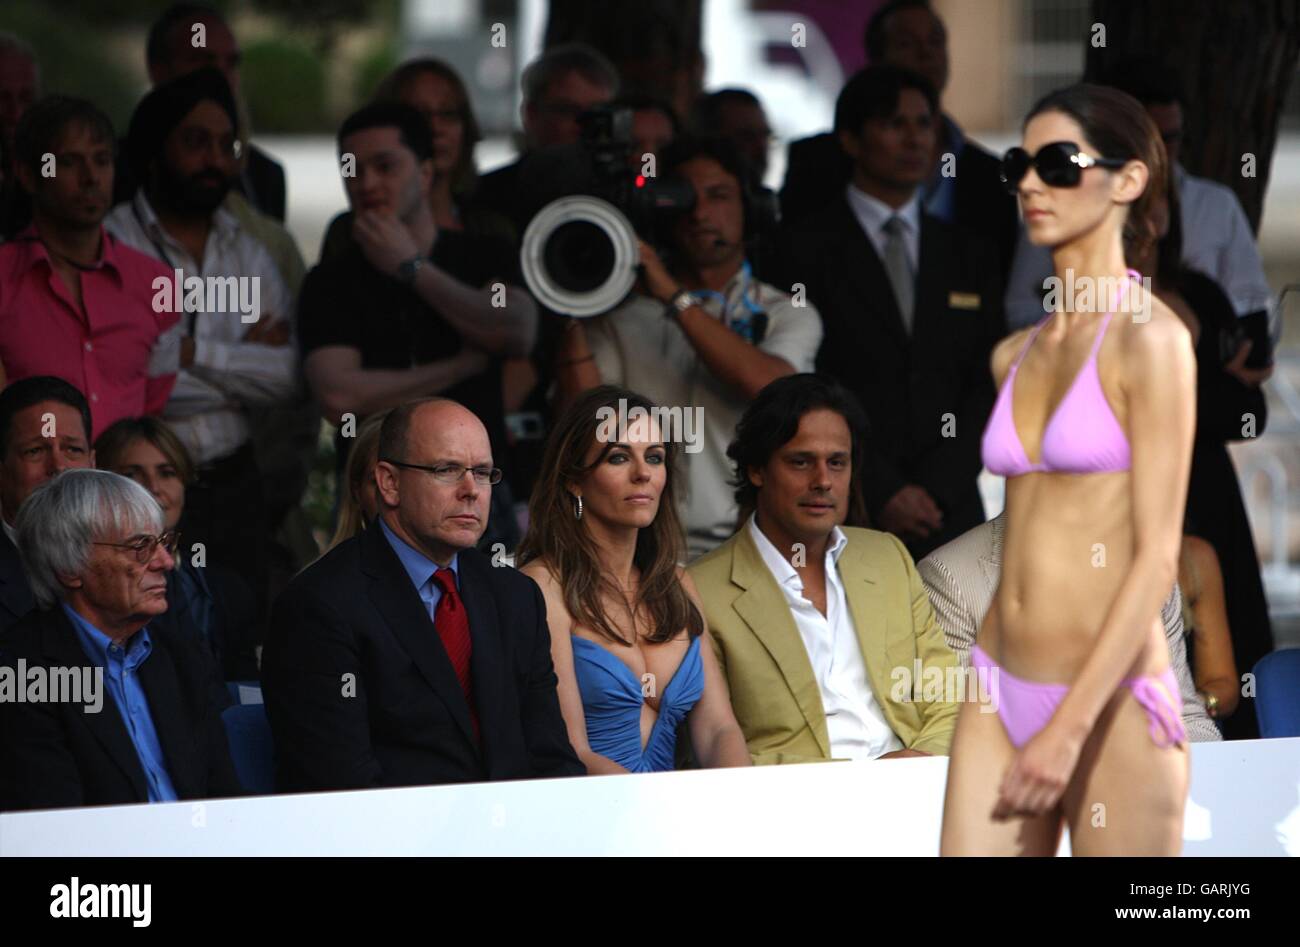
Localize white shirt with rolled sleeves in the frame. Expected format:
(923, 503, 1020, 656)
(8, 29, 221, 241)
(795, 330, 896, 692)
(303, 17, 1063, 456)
(585, 268, 822, 559)
(1003, 163, 1274, 329)
(105, 191, 297, 465)
(748, 515, 905, 760)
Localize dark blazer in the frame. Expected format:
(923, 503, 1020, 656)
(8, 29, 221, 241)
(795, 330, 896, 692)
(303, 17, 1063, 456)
(112, 142, 287, 222)
(472, 158, 526, 241)
(261, 521, 584, 793)
(0, 530, 35, 635)
(0, 606, 244, 810)
(778, 197, 1005, 558)
(148, 562, 259, 703)
(780, 130, 1017, 278)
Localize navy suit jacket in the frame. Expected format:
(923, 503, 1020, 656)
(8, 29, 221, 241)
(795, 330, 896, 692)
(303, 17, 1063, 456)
(0, 531, 34, 636)
(261, 520, 584, 792)
(0, 606, 244, 810)
(777, 197, 1005, 558)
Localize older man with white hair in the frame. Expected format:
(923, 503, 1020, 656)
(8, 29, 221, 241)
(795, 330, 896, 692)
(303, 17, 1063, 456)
(0, 468, 242, 811)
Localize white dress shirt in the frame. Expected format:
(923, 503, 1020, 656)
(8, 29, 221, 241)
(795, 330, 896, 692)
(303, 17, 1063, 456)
(845, 183, 922, 272)
(747, 514, 904, 760)
(1003, 164, 1274, 329)
(105, 191, 297, 465)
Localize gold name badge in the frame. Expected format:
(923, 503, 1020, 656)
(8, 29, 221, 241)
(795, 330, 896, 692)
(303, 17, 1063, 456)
(948, 292, 981, 310)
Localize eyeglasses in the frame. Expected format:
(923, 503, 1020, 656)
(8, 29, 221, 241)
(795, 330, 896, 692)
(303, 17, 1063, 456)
(93, 530, 181, 563)
(381, 459, 503, 485)
(999, 141, 1128, 194)
(177, 127, 241, 160)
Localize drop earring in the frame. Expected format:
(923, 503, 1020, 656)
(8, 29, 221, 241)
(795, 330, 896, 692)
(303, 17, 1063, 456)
(575, 495, 583, 520)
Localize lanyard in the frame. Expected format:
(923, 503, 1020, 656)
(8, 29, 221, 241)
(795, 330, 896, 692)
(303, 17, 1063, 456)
(688, 260, 768, 343)
(132, 200, 200, 336)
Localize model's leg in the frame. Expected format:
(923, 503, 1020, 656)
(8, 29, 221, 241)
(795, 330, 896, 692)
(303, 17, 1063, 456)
(941, 696, 1062, 856)
(1063, 683, 1189, 856)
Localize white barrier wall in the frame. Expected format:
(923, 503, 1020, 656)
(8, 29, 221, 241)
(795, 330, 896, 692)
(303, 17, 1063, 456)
(2, 737, 1298, 856)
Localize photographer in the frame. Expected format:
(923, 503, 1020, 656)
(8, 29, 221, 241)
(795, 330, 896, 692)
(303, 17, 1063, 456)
(555, 137, 822, 560)
(476, 44, 618, 241)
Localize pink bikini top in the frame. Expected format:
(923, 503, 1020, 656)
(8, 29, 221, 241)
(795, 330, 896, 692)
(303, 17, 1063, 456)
(981, 272, 1139, 477)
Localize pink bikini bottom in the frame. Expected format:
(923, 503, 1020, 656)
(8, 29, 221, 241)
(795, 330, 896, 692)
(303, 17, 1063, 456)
(970, 645, 1186, 749)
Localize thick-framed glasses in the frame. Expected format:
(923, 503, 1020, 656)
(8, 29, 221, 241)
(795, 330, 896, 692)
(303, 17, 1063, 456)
(999, 141, 1128, 194)
(382, 459, 503, 485)
(94, 530, 181, 563)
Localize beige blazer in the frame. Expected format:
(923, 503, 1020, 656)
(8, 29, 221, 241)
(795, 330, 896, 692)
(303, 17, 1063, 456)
(688, 525, 959, 764)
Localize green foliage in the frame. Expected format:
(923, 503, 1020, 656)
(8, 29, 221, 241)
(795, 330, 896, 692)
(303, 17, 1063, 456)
(303, 420, 340, 546)
(353, 40, 398, 108)
(241, 37, 328, 133)
(0, 1, 143, 134)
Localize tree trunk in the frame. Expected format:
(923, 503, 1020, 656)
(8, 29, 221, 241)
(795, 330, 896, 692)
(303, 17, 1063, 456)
(542, 0, 705, 121)
(1086, 0, 1300, 233)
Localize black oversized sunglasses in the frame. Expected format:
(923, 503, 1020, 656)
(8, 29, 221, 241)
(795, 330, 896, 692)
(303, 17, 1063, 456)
(999, 141, 1128, 194)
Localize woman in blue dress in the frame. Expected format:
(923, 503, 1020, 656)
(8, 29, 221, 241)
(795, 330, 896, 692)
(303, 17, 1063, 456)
(518, 386, 750, 773)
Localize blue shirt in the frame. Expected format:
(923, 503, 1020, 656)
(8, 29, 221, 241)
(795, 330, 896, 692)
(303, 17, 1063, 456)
(379, 518, 460, 621)
(63, 603, 178, 803)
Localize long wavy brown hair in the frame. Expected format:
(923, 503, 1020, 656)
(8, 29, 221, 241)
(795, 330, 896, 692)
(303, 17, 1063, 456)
(517, 386, 703, 645)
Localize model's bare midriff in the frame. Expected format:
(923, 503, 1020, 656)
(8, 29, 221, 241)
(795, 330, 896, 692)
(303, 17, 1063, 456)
(979, 470, 1168, 684)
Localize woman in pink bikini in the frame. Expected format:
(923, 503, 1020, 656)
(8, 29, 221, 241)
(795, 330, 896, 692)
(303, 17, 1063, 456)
(941, 84, 1196, 855)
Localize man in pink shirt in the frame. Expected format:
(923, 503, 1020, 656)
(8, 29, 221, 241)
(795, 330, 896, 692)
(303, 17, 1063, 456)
(0, 96, 179, 439)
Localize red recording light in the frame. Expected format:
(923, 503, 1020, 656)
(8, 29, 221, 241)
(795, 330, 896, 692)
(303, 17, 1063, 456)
(635, 175, 646, 188)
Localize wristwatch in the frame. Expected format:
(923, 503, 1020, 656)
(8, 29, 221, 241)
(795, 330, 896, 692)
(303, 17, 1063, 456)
(396, 256, 427, 285)
(665, 288, 694, 320)
(1200, 690, 1220, 719)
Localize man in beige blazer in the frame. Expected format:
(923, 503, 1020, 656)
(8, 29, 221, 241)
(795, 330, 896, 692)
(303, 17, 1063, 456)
(688, 375, 958, 765)
(917, 511, 1221, 742)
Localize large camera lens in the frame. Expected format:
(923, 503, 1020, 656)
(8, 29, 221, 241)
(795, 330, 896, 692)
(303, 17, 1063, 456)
(521, 196, 640, 318)
(543, 221, 617, 294)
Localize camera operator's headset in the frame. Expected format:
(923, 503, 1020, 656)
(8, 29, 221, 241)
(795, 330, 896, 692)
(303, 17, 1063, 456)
(662, 165, 770, 344)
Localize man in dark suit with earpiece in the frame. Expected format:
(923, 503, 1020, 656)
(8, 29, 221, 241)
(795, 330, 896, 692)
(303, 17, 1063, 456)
(778, 66, 1004, 561)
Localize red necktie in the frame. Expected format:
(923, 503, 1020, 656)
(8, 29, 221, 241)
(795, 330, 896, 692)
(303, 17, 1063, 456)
(430, 567, 479, 739)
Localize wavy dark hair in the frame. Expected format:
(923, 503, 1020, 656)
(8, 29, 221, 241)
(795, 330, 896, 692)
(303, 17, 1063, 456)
(516, 386, 702, 645)
(728, 374, 871, 527)
(1025, 83, 1167, 267)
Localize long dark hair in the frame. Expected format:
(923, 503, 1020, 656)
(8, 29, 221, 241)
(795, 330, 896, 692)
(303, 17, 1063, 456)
(1025, 83, 1167, 267)
(517, 386, 702, 645)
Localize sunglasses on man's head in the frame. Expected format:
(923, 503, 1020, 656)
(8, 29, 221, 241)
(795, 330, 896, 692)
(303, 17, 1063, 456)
(999, 141, 1128, 194)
